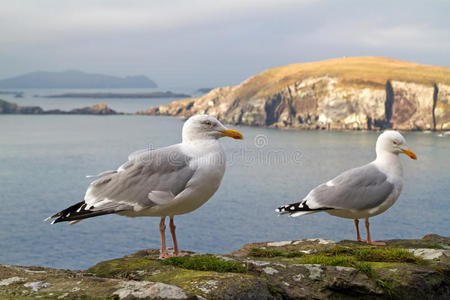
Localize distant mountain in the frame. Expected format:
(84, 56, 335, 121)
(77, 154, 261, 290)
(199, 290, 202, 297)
(0, 70, 158, 88)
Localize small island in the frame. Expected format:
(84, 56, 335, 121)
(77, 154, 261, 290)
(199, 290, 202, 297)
(0, 90, 23, 98)
(39, 91, 191, 99)
(0, 99, 120, 115)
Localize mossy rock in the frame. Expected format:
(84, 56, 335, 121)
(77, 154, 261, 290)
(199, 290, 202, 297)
(1, 235, 449, 299)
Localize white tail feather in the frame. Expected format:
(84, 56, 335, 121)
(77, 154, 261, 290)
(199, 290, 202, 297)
(290, 211, 317, 217)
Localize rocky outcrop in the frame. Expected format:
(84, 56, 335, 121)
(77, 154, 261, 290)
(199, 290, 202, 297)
(0, 99, 120, 115)
(0, 99, 43, 114)
(139, 57, 450, 131)
(65, 103, 119, 115)
(1, 235, 449, 299)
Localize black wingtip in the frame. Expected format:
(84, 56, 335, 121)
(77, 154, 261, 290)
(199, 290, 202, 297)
(45, 201, 86, 224)
(277, 201, 331, 214)
(47, 200, 119, 224)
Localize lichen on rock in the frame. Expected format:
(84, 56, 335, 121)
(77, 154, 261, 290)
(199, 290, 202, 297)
(1, 234, 449, 299)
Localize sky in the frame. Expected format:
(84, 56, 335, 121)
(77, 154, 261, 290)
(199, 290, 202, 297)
(1, 0, 449, 89)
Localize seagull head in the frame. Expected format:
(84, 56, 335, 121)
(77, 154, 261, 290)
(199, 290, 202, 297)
(182, 115, 243, 142)
(376, 130, 417, 160)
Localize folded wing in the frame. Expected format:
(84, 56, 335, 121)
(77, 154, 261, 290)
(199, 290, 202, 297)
(277, 164, 394, 215)
(48, 144, 196, 223)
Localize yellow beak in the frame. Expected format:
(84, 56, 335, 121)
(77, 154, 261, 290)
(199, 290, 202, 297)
(401, 148, 417, 160)
(221, 128, 243, 140)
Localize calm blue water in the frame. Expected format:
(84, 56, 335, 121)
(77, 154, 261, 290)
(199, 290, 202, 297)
(0, 114, 449, 270)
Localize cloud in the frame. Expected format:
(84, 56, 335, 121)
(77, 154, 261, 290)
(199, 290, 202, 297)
(0, 0, 449, 87)
(360, 24, 450, 50)
(0, 0, 317, 43)
(294, 17, 450, 54)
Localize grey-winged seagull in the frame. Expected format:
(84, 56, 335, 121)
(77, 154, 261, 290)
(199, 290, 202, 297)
(276, 131, 417, 245)
(46, 115, 243, 257)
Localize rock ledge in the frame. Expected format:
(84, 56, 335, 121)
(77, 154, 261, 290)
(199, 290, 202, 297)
(1, 234, 449, 299)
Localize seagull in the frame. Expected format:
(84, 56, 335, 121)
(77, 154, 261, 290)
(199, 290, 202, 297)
(46, 115, 243, 258)
(276, 131, 417, 245)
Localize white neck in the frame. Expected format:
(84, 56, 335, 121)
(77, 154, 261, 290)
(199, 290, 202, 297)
(374, 151, 403, 178)
(182, 133, 216, 144)
(181, 138, 223, 156)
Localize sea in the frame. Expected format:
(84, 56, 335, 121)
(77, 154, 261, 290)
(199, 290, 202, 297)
(0, 88, 449, 270)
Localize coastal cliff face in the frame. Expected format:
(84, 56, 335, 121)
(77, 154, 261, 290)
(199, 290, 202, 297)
(139, 57, 450, 131)
(1, 235, 449, 299)
(436, 84, 450, 130)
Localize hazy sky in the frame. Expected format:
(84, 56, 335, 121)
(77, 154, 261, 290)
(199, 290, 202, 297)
(1, 0, 449, 88)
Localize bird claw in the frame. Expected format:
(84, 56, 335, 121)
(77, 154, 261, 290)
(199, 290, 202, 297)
(159, 251, 174, 259)
(366, 240, 386, 246)
(159, 249, 190, 259)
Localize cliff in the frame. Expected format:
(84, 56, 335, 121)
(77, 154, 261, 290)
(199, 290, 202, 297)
(0, 99, 120, 115)
(1, 235, 449, 299)
(139, 57, 450, 131)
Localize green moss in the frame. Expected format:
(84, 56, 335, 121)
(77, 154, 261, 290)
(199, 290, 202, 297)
(87, 257, 163, 278)
(369, 262, 402, 269)
(247, 244, 428, 279)
(354, 248, 421, 263)
(285, 251, 305, 258)
(423, 243, 445, 249)
(290, 254, 374, 278)
(377, 278, 397, 297)
(354, 261, 376, 278)
(324, 245, 354, 256)
(296, 254, 352, 266)
(323, 245, 424, 263)
(146, 268, 221, 285)
(249, 248, 304, 258)
(249, 248, 284, 258)
(162, 255, 246, 273)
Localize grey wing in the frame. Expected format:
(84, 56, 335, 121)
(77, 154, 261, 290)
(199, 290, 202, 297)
(84, 144, 196, 213)
(305, 164, 394, 211)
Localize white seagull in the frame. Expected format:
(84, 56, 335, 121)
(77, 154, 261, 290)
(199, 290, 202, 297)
(276, 131, 417, 245)
(46, 115, 243, 257)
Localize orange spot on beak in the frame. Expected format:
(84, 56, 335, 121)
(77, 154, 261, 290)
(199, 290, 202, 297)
(402, 148, 417, 160)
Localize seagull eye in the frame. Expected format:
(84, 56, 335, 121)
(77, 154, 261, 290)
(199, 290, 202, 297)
(393, 141, 398, 145)
(204, 121, 212, 126)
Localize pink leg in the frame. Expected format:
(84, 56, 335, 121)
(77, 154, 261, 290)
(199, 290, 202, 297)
(354, 219, 367, 242)
(365, 218, 386, 246)
(159, 217, 172, 258)
(169, 216, 189, 257)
